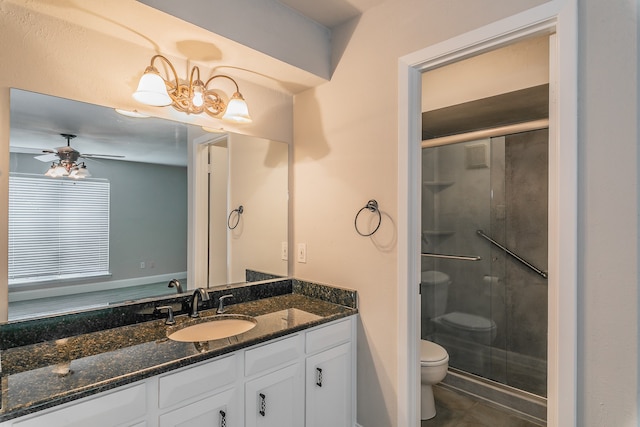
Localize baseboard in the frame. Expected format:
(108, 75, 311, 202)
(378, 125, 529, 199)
(8, 272, 187, 302)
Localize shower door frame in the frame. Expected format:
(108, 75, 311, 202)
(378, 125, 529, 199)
(397, 2, 578, 427)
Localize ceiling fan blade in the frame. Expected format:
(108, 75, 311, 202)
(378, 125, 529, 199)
(9, 146, 51, 154)
(35, 153, 58, 162)
(81, 154, 125, 159)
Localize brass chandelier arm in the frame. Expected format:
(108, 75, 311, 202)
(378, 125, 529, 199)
(189, 66, 202, 87)
(148, 54, 181, 88)
(204, 74, 240, 92)
(150, 54, 194, 112)
(189, 66, 206, 102)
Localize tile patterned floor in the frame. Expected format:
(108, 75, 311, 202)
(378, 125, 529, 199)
(422, 385, 544, 427)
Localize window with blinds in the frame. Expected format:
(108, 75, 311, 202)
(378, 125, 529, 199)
(8, 174, 110, 286)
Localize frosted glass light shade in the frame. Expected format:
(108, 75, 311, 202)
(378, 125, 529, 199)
(45, 165, 57, 177)
(133, 71, 171, 106)
(54, 165, 69, 177)
(69, 166, 91, 179)
(222, 92, 252, 123)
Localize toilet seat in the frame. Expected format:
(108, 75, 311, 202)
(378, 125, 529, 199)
(420, 340, 449, 366)
(439, 311, 496, 332)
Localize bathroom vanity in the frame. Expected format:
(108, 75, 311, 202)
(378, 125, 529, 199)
(0, 280, 357, 427)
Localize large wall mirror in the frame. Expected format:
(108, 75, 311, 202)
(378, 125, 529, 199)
(7, 89, 288, 321)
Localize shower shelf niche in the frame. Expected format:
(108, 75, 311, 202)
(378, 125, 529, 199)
(423, 181, 455, 191)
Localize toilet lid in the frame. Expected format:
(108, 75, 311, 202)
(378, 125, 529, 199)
(421, 270, 450, 285)
(440, 311, 495, 331)
(420, 340, 449, 365)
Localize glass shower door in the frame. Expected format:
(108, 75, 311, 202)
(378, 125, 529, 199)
(421, 138, 499, 380)
(421, 129, 548, 397)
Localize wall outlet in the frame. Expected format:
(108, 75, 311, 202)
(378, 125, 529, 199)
(297, 243, 307, 263)
(281, 242, 288, 261)
(139, 261, 145, 269)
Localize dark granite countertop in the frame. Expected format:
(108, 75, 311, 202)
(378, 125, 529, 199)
(0, 279, 357, 422)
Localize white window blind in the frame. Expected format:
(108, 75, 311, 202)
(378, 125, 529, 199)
(8, 174, 110, 286)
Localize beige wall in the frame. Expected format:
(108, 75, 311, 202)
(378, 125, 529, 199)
(422, 35, 550, 111)
(227, 133, 289, 283)
(292, 0, 550, 425)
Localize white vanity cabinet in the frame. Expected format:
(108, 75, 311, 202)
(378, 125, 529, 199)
(245, 363, 303, 427)
(0, 315, 356, 427)
(304, 318, 355, 427)
(244, 335, 305, 427)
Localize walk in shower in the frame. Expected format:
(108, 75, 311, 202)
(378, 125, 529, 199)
(420, 128, 548, 400)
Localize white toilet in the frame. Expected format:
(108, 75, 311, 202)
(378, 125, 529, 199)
(420, 339, 449, 420)
(421, 270, 497, 345)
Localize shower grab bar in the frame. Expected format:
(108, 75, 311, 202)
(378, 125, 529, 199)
(421, 253, 481, 261)
(476, 230, 548, 279)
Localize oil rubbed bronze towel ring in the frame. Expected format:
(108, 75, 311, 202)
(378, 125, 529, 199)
(354, 199, 382, 236)
(227, 205, 244, 229)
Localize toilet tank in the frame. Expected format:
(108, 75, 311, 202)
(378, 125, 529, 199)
(421, 270, 450, 318)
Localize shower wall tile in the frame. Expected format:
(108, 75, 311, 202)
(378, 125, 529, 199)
(504, 129, 548, 362)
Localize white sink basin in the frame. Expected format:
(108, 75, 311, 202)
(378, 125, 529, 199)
(168, 315, 257, 342)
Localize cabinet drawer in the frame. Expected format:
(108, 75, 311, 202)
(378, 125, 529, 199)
(158, 353, 238, 409)
(159, 387, 238, 427)
(306, 318, 352, 354)
(245, 334, 302, 377)
(13, 383, 146, 427)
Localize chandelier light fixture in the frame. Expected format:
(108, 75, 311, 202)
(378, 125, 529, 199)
(132, 54, 252, 123)
(44, 134, 91, 179)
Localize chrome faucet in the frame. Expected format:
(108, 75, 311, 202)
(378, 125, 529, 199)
(217, 294, 234, 314)
(189, 288, 210, 318)
(156, 305, 175, 325)
(167, 279, 183, 294)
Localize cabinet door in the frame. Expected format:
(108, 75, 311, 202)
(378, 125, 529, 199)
(305, 342, 352, 427)
(158, 387, 239, 427)
(245, 363, 303, 427)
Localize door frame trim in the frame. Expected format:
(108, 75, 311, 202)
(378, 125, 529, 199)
(397, 2, 577, 426)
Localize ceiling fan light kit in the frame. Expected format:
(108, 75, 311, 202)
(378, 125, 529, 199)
(41, 134, 123, 179)
(133, 54, 252, 124)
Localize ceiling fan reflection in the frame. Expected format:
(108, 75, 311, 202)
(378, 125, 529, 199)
(36, 134, 124, 178)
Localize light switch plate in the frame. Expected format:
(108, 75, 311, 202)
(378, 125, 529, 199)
(297, 243, 307, 263)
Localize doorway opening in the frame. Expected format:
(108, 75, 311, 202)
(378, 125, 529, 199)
(397, 5, 578, 426)
(419, 37, 549, 422)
